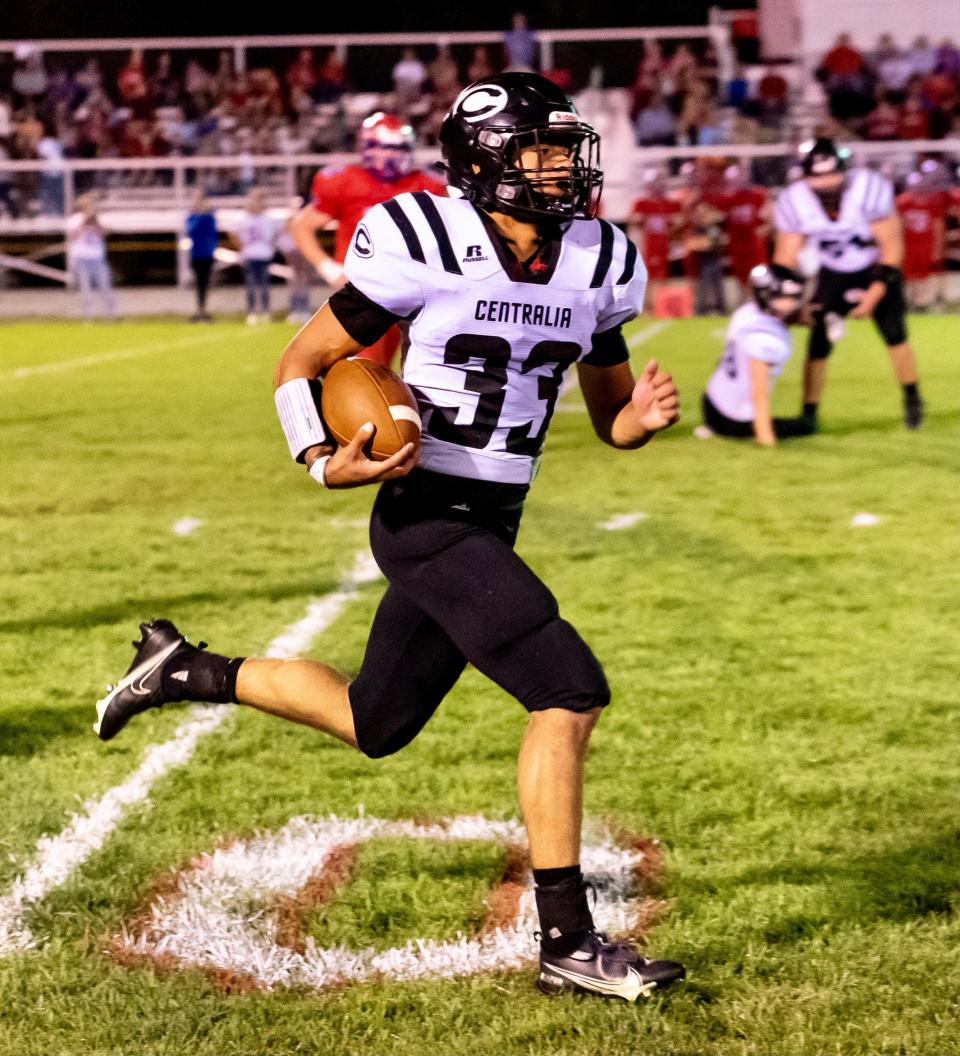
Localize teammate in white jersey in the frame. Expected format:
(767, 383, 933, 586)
(700, 264, 813, 446)
(94, 74, 685, 1003)
(773, 138, 923, 430)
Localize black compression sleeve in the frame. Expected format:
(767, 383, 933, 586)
(581, 325, 630, 367)
(328, 282, 402, 346)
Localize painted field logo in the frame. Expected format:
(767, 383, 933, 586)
(111, 814, 659, 992)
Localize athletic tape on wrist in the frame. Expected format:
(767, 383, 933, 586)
(308, 454, 332, 488)
(275, 377, 328, 463)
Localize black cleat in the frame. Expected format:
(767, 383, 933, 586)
(94, 620, 200, 741)
(538, 930, 685, 1002)
(904, 391, 924, 430)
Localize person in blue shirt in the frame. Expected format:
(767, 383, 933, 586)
(185, 191, 218, 322)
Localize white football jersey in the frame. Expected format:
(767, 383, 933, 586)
(706, 302, 793, 422)
(773, 168, 894, 274)
(344, 192, 646, 484)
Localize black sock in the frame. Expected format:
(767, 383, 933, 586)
(534, 869, 594, 956)
(533, 865, 581, 888)
(903, 382, 919, 399)
(161, 644, 244, 703)
(802, 402, 818, 418)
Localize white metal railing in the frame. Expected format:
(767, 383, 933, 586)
(2, 137, 957, 216)
(2, 138, 958, 285)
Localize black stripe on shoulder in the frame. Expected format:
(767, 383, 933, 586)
(382, 198, 426, 264)
(412, 191, 462, 275)
(615, 236, 638, 286)
(590, 220, 615, 288)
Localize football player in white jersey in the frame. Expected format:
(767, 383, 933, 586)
(94, 74, 685, 1003)
(773, 138, 924, 430)
(699, 263, 813, 446)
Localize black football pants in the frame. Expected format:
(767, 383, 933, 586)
(348, 469, 610, 758)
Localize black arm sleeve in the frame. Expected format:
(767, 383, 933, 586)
(328, 282, 403, 346)
(580, 325, 630, 367)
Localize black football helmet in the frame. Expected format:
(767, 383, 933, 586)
(799, 137, 848, 178)
(440, 72, 603, 222)
(749, 263, 804, 321)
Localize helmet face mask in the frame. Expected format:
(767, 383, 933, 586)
(799, 137, 849, 214)
(441, 73, 603, 223)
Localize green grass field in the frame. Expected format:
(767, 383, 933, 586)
(0, 314, 958, 1056)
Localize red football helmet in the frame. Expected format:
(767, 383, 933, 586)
(359, 112, 415, 182)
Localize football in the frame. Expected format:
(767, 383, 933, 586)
(321, 358, 421, 461)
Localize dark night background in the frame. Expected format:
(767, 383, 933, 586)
(3, 2, 753, 39)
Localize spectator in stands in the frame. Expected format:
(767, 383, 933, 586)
(899, 91, 930, 139)
(0, 93, 12, 142)
(67, 192, 117, 320)
(285, 48, 318, 104)
(74, 58, 105, 103)
(36, 119, 65, 215)
(0, 140, 19, 219)
(245, 67, 284, 123)
(211, 50, 235, 101)
(504, 12, 538, 72)
(185, 190, 218, 322)
(184, 58, 213, 101)
(757, 67, 790, 129)
(467, 46, 496, 83)
(11, 51, 47, 105)
(150, 51, 181, 109)
(865, 93, 901, 140)
(873, 35, 914, 101)
(633, 89, 675, 146)
(117, 49, 149, 109)
(936, 38, 960, 78)
(234, 187, 279, 325)
(908, 35, 939, 77)
(12, 103, 42, 157)
(726, 61, 751, 112)
(818, 33, 874, 122)
(392, 48, 428, 117)
(312, 48, 346, 105)
(427, 46, 461, 109)
(678, 79, 716, 145)
(543, 48, 575, 94)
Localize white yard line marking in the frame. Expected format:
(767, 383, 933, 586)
(0, 549, 382, 957)
(627, 320, 671, 350)
(850, 512, 881, 528)
(113, 815, 647, 990)
(599, 512, 648, 531)
(2, 328, 254, 381)
(710, 327, 727, 339)
(172, 517, 204, 537)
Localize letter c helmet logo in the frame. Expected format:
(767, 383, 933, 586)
(354, 223, 373, 258)
(453, 84, 509, 124)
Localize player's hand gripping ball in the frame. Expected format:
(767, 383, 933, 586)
(321, 359, 421, 460)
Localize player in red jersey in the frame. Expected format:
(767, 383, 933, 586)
(627, 170, 682, 307)
(714, 166, 770, 298)
(291, 112, 445, 366)
(896, 170, 949, 309)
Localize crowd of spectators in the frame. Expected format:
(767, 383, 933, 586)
(817, 33, 960, 141)
(629, 39, 794, 151)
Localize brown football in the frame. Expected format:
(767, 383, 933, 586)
(321, 358, 421, 461)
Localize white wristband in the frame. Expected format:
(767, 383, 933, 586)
(308, 454, 332, 488)
(317, 258, 345, 286)
(275, 377, 328, 462)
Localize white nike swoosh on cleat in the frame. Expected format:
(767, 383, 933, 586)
(92, 637, 184, 734)
(543, 963, 651, 1002)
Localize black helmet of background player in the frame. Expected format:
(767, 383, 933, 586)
(799, 137, 849, 213)
(749, 263, 805, 324)
(439, 72, 603, 222)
